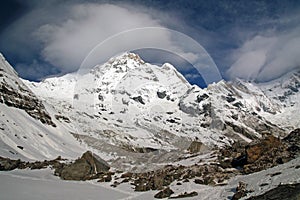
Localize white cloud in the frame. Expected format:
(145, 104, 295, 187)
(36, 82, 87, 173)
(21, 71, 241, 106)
(227, 27, 300, 82)
(0, 1, 221, 85)
(185, 73, 201, 79)
(33, 4, 164, 72)
(30, 3, 212, 77)
(227, 49, 268, 81)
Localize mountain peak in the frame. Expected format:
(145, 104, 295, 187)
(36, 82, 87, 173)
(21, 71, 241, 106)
(91, 52, 145, 75)
(161, 63, 176, 70)
(0, 53, 18, 77)
(108, 52, 145, 66)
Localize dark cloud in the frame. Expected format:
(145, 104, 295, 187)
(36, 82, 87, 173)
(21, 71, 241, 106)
(0, 1, 26, 34)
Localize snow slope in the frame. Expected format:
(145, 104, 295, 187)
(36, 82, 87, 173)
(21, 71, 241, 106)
(0, 53, 84, 161)
(257, 70, 300, 129)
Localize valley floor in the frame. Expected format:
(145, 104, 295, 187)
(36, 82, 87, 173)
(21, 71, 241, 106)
(1, 157, 299, 200)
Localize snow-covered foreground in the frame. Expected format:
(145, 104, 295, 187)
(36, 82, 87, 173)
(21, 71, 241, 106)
(0, 169, 130, 200)
(1, 157, 299, 200)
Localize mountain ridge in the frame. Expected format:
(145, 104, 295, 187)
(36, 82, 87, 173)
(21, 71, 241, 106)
(0, 52, 299, 168)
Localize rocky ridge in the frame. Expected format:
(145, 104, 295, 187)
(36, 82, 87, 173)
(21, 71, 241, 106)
(0, 53, 55, 126)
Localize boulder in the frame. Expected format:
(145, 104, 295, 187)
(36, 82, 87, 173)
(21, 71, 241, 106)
(157, 91, 167, 99)
(154, 187, 174, 199)
(170, 191, 198, 199)
(56, 151, 110, 181)
(81, 151, 110, 173)
(187, 141, 208, 154)
(224, 132, 299, 173)
(232, 182, 248, 200)
(132, 96, 145, 104)
(0, 156, 63, 171)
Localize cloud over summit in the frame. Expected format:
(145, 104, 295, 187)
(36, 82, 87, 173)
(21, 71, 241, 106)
(34, 4, 164, 73)
(1, 0, 299, 84)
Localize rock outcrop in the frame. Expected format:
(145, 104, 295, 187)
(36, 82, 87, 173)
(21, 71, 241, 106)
(154, 187, 174, 199)
(219, 129, 300, 174)
(243, 134, 294, 174)
(0, 55, 55, 126)
(246, 183, 300, 200)
(0, 156, 63, 171)
(283, 128, 300, 157)
(122, 164, 236, 192)
(0, 84, 56, 126)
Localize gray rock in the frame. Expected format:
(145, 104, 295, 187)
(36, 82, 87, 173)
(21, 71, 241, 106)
(246, 183, 300, 200)
(154, 187, 174, 199)
(57, 151, 110, 181)
(187, 141, 208, 154)
(232, 182, 248, 200)
(157, 91, 166, 99)
(132, 96, 145, 105)
(170, 191, 198, 199)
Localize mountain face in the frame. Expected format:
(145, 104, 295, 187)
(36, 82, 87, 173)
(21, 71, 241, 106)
(0, 54, 55, 127)
(0, 53, 84, 161)
(1, 52, 299, 171)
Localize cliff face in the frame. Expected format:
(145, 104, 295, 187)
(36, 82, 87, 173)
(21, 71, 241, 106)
(0, 54, 55, 126)
(0, 53, 84, 161)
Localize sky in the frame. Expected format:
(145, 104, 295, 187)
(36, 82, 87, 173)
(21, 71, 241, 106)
(0, 0, 300, 87)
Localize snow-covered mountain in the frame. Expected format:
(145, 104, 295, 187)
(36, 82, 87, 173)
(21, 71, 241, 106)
(1, 52, 299, 171)
(12, 52, 298, 169)
(0, 53, 84, 161)
(1, 52, 300, 200)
